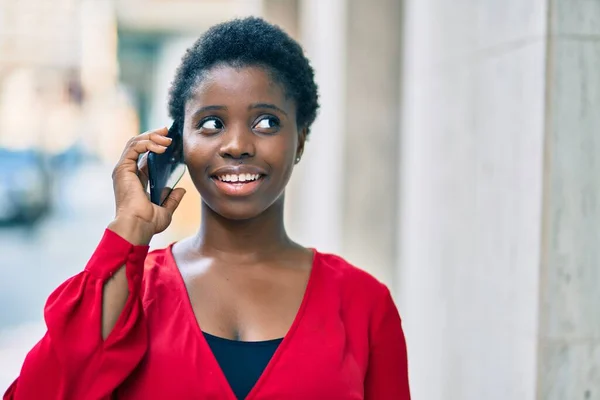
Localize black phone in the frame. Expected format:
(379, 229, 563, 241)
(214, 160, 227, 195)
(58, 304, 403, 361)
(147, 122, 186, 206)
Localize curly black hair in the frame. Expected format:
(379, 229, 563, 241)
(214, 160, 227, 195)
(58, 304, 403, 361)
(168, 17, 319, 136)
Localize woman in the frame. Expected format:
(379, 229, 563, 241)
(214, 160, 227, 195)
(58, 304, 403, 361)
(5, 17, 410, 399)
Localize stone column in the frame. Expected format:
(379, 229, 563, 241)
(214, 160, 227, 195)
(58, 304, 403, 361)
(538, 1, 600, 398)
(397, 1, 600, 399)
(262, 0, 299, 40)
(284, 0, 347, 255)
(281, 0, 402, 291)
(341, 0, 402, 289)
(397, 1, 547, 399)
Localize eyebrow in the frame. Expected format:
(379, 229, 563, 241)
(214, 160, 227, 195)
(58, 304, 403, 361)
(191, 103, 288, 118)
(191, 105, 228, 118)
(249, 103, 288, 117)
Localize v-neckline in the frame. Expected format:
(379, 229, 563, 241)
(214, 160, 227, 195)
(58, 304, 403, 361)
(166, 245, 319, 400)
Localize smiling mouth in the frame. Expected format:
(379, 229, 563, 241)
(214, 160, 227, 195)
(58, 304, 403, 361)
(211, 173, 266, 196)
(215, 173, 262, 183)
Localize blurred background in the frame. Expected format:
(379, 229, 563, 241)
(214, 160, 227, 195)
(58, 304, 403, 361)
(0, 0, 598, 399)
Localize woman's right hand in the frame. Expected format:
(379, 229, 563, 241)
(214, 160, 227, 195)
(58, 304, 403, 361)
(108, 127, 186, 245)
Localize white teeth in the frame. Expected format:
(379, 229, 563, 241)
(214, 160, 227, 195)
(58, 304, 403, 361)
(240, 173, 250, 182)
(218, 173, 260, 183)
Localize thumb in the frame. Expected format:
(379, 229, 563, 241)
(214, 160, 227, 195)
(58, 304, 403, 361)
(162, 188, 186, 214)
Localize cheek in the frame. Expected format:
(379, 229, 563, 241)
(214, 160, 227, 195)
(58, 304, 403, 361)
(183, 139, 212, 172)
(263, 135, 297, 179)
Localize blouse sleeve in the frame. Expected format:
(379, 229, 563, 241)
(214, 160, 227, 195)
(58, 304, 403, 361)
(3, 229, 149, 400)
(364, 285, 411, 400)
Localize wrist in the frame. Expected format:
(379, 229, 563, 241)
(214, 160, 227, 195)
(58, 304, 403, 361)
(108, 216, 154, 246)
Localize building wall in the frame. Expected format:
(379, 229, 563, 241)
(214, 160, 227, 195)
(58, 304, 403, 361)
(282, 0, 403, 290)
(341, 0, 403, 291)
(537, 1, 600, 398)
(397, 1, 547, 399)
(284, 0, 347, 256)
(398, 1, 600, 399)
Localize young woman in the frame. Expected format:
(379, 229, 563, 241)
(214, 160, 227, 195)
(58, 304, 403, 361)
(5, 17, 410, 400)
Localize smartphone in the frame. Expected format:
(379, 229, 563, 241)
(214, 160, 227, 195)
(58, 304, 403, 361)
(147, 122, 186, 206)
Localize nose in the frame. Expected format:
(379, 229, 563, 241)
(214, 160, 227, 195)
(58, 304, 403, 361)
(218, 123, 255, 160)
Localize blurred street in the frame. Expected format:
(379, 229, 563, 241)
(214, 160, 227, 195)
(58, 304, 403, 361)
(0, 161, 115, 389)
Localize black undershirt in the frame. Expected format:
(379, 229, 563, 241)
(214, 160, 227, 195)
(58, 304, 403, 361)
(203, 332, 283, 400)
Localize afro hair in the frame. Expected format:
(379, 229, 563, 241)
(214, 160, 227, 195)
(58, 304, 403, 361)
(168, 17, 319, 135)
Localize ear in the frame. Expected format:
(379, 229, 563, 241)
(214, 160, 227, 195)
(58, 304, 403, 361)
(296, 127, 308, 163)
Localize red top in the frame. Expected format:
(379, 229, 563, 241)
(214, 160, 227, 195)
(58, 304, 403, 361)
(4, 229, 410, 399)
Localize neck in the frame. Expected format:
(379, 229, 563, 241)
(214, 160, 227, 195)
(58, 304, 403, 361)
(193, 196, 293, 260)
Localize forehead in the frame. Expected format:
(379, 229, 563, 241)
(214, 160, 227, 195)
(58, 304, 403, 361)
(186, 65, 294, 112)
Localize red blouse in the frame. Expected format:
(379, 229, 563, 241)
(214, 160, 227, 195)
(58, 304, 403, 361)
(4, 229, 410, 399)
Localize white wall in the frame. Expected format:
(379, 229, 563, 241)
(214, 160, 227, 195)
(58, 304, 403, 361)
(149, 36, 197, 130)
(397, 1, 548, 399)
(537, 0, 600, 398)
(284, 0, 347, 255)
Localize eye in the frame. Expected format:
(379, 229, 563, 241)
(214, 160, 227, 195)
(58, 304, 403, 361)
(253, 116, 280, 132)
(200, 118, 224, 130)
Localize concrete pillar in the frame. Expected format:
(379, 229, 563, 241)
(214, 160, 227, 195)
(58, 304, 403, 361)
(398, 1, 600, 399)
(284, 0, 347, 255)
(283, 0, 401, 293)
(341, 0, 402, 289)
(397, 1, 547, 399)
(538, 1, 600, 398)
(262, 0, 299, 40)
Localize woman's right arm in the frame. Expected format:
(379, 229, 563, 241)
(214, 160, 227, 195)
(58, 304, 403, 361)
(4, 127, 186, 400)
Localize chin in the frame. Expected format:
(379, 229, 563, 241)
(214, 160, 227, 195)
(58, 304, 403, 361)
(205, 200, 270, 221)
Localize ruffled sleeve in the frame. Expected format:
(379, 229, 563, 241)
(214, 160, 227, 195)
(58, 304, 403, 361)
(4, 229, 149, 400)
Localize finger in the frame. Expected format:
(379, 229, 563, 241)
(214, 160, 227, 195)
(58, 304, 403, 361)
(161, 188, 186, 213)
(114, 140, 167, 178)
(137, 153, 150, 190)
(121, 127, 171, 159)
(113, 127, 170, 180)
(138, 126, 169, 139)
(143, 130, 173, 147)
(123, 139, 167, 163)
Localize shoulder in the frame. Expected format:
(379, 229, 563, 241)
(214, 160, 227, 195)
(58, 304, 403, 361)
(138, 245, 181, 300)
(314, 251, 402, 342)
(315, 251, 388, 290)
(144, 246, 171, 268)
(314, 250, 392, 309)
